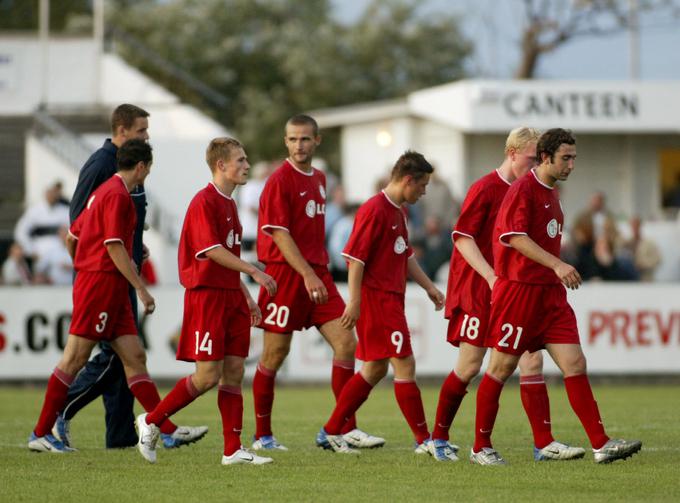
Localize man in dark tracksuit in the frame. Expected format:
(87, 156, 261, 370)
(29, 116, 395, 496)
(56, 104, 150, 448)
(54, 104, 208, 450)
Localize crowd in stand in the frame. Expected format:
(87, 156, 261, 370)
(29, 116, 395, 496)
(0, 173, 669, 286)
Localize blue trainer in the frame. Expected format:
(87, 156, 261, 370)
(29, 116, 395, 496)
(161, 425, 209, 449)
(251, 434, 289, 451)
(28, 432, 74, 453)
(52, 414, 72, 448)
(315, 428, 331, 450)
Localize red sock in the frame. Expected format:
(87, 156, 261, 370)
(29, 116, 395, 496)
(432, 371, 468, 441)
(324, 372, 373, 435)
(473, 373, 504, 452)
(564, 374, 609, 449)
(394, 379, 430, 445)
(147, 375, 201, 426)
(127, 373, 177, 434)
(253, 363, 276, 438)
(34, 368, 74, 437)
(218, 385, 243, 456)
(520, 374, 554, 449)
(332, 359, 357, 433)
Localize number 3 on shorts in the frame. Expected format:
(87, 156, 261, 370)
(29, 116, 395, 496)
(391, 331, 403, 354)
(264, 303, 290, 328)
(498, 323, 523, 350)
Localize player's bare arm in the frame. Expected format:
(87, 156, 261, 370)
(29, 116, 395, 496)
(455, 236, 497, 290)
(340, 258, 364, 330)
(105, 241, 156, 313)
(271, 228, 327, 304)
(65, 232, 77, 260)
(507, 234, 582, 289)
(205, 246, 276, 295)
(240, 280, 263, 326)
(407, 256, 445, 310)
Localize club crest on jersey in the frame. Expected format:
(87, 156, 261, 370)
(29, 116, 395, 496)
(305, 200, 325, 218)
(226, 229, 241, 248)
(394, 236, 406, 254)
(319, 184, 326, 200)
(547, 218, 562, 238)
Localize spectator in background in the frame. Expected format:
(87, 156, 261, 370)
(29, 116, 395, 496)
(570, 191, 617, 281)
(33, 226, 73, 285)
(1, 242, 32, 285)
(421, 171, 460, 229)
(662, 172, 680, 208)
(620, 216, 662, 282)
(325, 185, 347, 240)
(328, 204, 359, 282)
(239, 161, 274, 253)
(14, 181, 70, 266)
(421, 215, 453, 281)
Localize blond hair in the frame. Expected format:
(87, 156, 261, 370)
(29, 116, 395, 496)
(206, 137, 243, 171)
(504, 127, 541, 155)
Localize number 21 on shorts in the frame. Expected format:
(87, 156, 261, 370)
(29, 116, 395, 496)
(498, 323, 523, 350)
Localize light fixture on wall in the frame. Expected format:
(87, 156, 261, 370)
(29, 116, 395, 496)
(376, 129, 392, 148)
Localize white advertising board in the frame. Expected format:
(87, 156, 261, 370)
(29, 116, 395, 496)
(0, 284, 678, 380)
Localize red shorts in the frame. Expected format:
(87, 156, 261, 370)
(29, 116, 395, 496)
(69, 271, 137, 341)
(446, 306, 491, 348)
(177, 288, 251, 361)
(356, 288, 412, 361)
(488, 279, 579, 355)
(257, 263, 345, 334)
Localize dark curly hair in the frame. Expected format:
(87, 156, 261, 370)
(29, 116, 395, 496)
(537, 128, 575, 163)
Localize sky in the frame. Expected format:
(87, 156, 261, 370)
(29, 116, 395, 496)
(333, 0, 680, 80)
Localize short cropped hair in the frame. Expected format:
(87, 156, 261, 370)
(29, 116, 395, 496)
(390, 150, 433, 181)
(206, 137, 244, 171)
(286, 114, 319, 136)
(117, 139, 152, 171)
(537, 128, 576, 163)
(504, 127, 541, 155)
(111, 104, 149, 134)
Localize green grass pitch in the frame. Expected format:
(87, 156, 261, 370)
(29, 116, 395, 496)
(1, 382, 678, 502)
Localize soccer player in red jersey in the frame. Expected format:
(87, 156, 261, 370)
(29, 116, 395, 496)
(252, 115, 384, 451)
(135, 138, 277, 465)
(28, 140, 181, 453)
(318, 151, 446, 455)
(431, 127, 585, 462)
(471, 128, 642, 465)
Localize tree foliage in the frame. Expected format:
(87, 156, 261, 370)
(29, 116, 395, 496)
(107, 0, 470, 162)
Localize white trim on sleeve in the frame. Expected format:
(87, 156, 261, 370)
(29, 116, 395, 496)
(68, 230, 79, 240)
(195, 244, 222, 261)
(260, 224, 290, 237)
(103, 238, 123, 245)
(341, 252, 365, 266)
(499, 231, 527, 247)
(452, 230, 474, 243)
(495, 169, 512, 186)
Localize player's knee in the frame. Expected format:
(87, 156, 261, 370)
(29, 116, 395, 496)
(332, 336, 356, 360)
(518, 352, 543, 375)
(563, 353, 587, 376)
(59, 354, 87, 376)
(456, 363, 481, 383)
(262, 345, 289, 369)
(195, 372, 220, 391)
(223, 360, 245, 385)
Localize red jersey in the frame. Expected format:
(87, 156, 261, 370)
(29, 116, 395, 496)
(178, 183, 242, 290)
(493, 170, 563, 285)
(343, 191, 412, 295)
(69, 174, 136, 273)
(257, 159, 328, 266)
(445, 170, 511, 317)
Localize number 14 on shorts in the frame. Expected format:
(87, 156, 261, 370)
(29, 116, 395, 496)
(195, 331, 213, 355)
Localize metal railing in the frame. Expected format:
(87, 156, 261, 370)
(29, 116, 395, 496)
(32, 110, 180, 244)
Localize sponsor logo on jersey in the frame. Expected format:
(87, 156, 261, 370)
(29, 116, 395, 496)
(319, 184, 326, 200)
(547, 218, 560, 238)
(305, 200, 326, 218)
(226, 229, 241, 248)
(394, 235, 406, 254)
